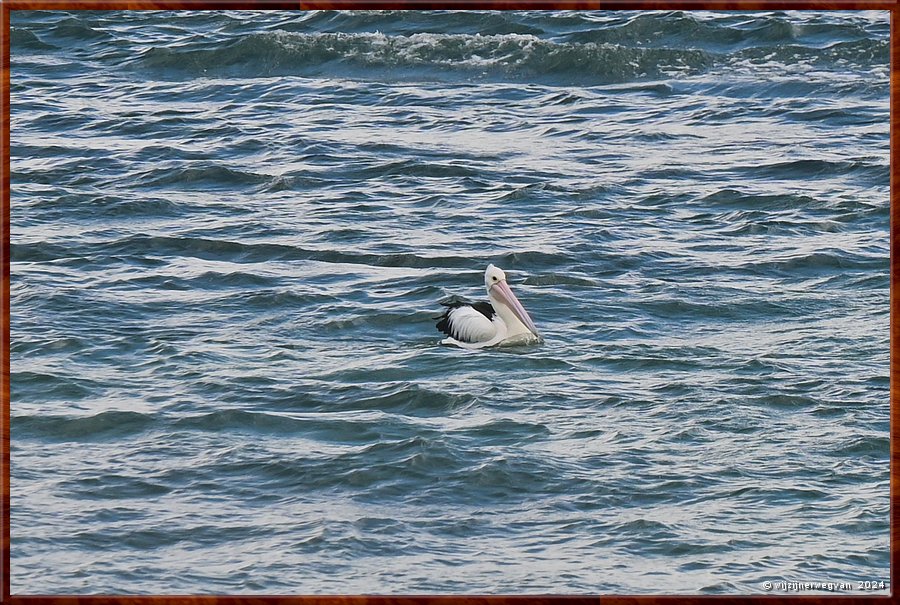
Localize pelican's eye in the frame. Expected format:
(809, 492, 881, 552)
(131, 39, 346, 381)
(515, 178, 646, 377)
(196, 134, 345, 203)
(492, 276, 498, 281)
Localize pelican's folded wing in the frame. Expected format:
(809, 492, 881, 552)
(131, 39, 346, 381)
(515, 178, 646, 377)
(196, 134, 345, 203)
(436, 300, 497, 343)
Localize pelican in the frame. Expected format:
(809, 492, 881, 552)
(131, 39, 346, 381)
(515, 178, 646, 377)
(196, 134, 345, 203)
(436, 264, 542, 349)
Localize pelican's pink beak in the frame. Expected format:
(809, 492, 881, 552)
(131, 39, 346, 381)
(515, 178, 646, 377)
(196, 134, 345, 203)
(491, 280, 540, 337)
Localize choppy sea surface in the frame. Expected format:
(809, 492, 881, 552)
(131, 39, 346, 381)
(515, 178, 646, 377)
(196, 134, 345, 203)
(9, 9, 890, 594)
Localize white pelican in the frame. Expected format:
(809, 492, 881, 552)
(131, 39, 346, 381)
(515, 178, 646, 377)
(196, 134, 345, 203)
(436, 264, 542, 349)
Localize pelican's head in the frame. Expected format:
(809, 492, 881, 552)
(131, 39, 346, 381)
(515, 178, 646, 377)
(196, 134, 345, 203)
(484, 263, 506, 289)
(484, 264, 540, 338)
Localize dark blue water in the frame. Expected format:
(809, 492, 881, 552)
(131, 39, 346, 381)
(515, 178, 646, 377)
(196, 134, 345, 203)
(10, 9, 890, 594)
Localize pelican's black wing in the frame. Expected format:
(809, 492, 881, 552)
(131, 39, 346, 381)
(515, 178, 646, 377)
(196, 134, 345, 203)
(436, 296, 496, 341)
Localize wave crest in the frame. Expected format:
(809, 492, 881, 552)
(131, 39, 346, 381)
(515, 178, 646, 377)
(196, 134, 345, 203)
(138, 31, 713, 83)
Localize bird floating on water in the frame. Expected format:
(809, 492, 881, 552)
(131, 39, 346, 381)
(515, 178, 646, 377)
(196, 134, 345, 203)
(436, 264, 542, 349)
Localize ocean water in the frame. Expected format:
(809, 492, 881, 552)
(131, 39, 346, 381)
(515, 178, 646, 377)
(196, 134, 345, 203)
(9, 9, 890, 594)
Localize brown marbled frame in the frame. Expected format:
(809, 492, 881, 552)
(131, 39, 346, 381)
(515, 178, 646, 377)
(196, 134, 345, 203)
(0, 0, 896, 602)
